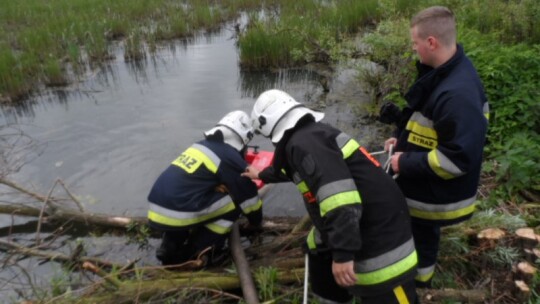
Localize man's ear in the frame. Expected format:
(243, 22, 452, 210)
(427, 36, 437, 50)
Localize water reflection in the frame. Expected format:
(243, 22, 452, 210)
(239, 68, 319, 99)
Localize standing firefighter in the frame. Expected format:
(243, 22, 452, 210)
(381, 6, 489, 287)
(147, 111, 263, 266)
(243, 89, 418, 304)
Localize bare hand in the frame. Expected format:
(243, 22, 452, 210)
(384, 137, 397, 152)
(332, 261, 357, 287)
(214, 184, 229, 193)
(241, 166, 260, 180)
(390, 152, 403, 173)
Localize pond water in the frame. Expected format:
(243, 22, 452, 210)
(0, 27, 327, 223)
(0, 22, 388, 300)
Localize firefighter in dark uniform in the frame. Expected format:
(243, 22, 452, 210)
(381, 6, 489, 287)
(242, 89, 418, 304)
(147, 111, 263, 265)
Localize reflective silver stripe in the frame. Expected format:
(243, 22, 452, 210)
(240, 195, 261, 211)
(355, 238, 415, 273)
(417, 265, 435, 276)
(416, 264, 436, 282)
(430, 149, 464, 177)
(292, 171, 302, 184)
(211, 219, 234, 228)
(205, 219, 234, 234)
(192, 143, 221, 168)
(149, 195, 232, 219)
(410, 112, 434, 128)
(317, 179, 357, 203)
(335, 132, 351, 149)
(406, 195, 476, 213)
(483, 103, 490, 115)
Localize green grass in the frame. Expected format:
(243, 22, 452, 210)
(0, 0, 267, 103)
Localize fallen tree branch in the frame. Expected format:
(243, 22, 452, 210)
(0, 177, 50, 202)
(0, 203, 147, 229)
(0, 239, 123, 269)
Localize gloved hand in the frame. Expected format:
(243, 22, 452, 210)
(378, 102, 402, 125)
(239, 219, 263, 237)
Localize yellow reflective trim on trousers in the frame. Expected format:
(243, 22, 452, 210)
(242, 199, 262, 214)
(205, 223, 232, 235)
(393, 285, 409, 304)
(319, 191, 361, 217)
(147, 202, 235, 227)
(356, 250, 417, 286)
(341, 139, 360, 159)
(427, 150, 454, 180)
(409, 203, 475, 220)
(307, 228, 316, 250)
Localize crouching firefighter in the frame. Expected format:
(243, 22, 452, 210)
(147, 111, 263, 266)
(242, 90, 418, 304)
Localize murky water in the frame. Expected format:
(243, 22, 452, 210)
(0, 27, 330, 223)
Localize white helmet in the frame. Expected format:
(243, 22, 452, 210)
(204, 110, 254, 151)
(252, 89, 324, 143)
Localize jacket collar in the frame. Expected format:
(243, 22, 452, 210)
(405, 44, 465, 110)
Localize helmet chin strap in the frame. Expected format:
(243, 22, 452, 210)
(268, 104, 304, 138)
(218, 124, 247, 148)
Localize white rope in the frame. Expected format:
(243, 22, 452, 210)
(374, 144, 399, 179)
(303, 254, 309, 304)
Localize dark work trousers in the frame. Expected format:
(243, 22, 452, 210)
(308, 252, 418, 304)
(411, 220, 441, 288)
(156, 209, 240, 265)
(308, 252, 353, 303)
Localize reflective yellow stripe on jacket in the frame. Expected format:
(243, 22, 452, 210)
(405, 112, 438, 150)
(171, 143, 221, 174)
(355, 238, 417, 285)
(427, 149, 464, 180)
(205, 219, 234, 235)
(317, 179, 361, 217)
(240, 195, 262, 214)
(407, 195, 476, 221)
(148, 195, 235, 227)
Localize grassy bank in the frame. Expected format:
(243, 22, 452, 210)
(0, 0, 270, 103)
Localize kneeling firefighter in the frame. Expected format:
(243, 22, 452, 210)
(242, 90, 418, 304)
(147, 111, 263, 266)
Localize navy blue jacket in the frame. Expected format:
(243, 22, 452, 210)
(148, 139, 262, 230)
(395, 44, 489, 225)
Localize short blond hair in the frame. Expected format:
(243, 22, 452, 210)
(411, 6, 456, 47)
